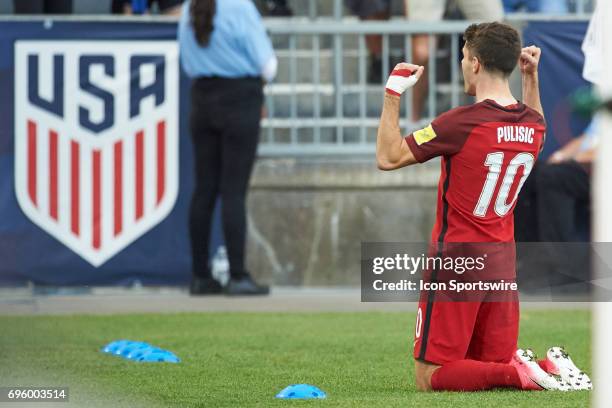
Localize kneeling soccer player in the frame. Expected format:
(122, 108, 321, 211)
(376, 22, 592, 392)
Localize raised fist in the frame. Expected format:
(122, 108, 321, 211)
(385, 63, 424, 96)
(520, 46, 541, 76)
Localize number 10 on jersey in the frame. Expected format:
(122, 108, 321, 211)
(473, 152, 535, 217)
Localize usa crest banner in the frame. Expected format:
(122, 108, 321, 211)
(15, 41, 179, 267)
(0, 21, 224, 285)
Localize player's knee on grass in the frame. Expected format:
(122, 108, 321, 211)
(414, 360, 440, 391)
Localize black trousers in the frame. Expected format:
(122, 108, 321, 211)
(14, 0, 72, 13)
(535, 161, 590, 242)
(189, 77, 263, 280)
(516, 161, 590, 242)
(515, 161, 591, 290)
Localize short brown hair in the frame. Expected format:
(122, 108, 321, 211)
(463, 22, 521, 77)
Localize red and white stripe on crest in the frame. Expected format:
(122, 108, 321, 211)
(25, 119, 168, 252)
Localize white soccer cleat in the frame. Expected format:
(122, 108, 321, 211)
(510, 348, 571, 391)
(540, 346, 593, 391)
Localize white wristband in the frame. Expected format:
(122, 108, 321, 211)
(385, 69, 418, 96)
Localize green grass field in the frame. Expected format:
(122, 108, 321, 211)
(0, 310, 591, 407)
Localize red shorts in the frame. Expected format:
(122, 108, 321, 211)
(413, 288, 519, 365)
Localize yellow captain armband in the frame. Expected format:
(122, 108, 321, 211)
(413, 124, 437, 146)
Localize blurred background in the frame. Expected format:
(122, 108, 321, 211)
(0, 0, 600, 294)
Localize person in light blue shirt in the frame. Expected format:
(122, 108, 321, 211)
(179, 0, 276, 296)
(178, 0, 277, 81)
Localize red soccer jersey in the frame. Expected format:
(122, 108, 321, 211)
(405, 99, 545, 245)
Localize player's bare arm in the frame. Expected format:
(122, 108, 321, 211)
(376, 63, 424, 170)
(520, 46, 544, 117)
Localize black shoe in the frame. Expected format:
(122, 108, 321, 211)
(189, 277, 223, 296)
(224, 275, 270, 296)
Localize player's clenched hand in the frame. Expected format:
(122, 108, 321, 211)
(520, 46, 541, 76)
(385, 63, 424, 97)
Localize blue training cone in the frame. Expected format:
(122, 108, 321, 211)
(275, 384, 326, 399)
(101, 340, 180, 363)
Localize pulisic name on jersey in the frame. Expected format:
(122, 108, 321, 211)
(497, 125, 535, 144)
